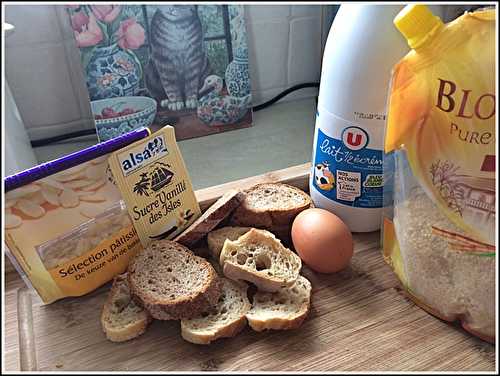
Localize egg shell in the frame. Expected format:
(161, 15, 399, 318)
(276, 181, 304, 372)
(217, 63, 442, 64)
(291, 208, 353, 273)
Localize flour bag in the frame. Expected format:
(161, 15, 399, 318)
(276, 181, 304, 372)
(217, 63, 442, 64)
(382, 6, 496, 342)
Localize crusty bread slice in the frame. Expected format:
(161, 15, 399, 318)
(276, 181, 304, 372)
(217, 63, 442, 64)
(219, 229, 301, 292)
(128, 240, 221, 320)
(207, 226, 252, 259)
(181, 278, 251, 344)
(246, 275, 312, 331)
(174, 189, 245, 248)
(101, 273, 152, 342)
(229, 183, 312, 229)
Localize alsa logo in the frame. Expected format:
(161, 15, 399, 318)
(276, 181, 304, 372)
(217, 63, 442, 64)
(341, 126, 369, 151)
(119, 135, 168, 176)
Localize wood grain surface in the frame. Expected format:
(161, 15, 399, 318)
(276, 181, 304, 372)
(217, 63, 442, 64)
(3, 163, 496, 372)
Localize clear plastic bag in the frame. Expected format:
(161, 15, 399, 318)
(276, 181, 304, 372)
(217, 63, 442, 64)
(4, 129, 148, 304)
(383, 6, 495, 342)
(35, 201, 133, 271)
(387, 150, 495, 340)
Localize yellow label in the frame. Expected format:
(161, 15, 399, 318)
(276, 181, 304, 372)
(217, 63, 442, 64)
(108, 126, 201, 248)
(385, 9, 495, 244)
(4, 147, 148, 304)
(47, 225, 141, 296)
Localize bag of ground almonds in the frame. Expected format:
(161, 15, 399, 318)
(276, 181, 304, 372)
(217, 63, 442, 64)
(382, 5, 495, 342)
(4, 129, 150, 304)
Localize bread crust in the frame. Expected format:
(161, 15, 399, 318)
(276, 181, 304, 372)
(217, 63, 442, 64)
(101, 314, 151, 342)
(222, 260, 288, 292)
(180, 278, 251, 344)
(246, 275, 312, 332)
(229, 183, 312, 229)
(181, 316, 248, 345)
(174, 189, 245, 248)
(128, 241, 221, 320)
(207, 226, 252, 259)
(246, 308, 309, 332)
(101, 274, 152, 342)
(140, 277, 221, 320)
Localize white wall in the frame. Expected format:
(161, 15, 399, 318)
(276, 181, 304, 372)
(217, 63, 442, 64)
(5, 4, 326, 140)
(5, 3, 471, 141)
(5, 4, 95, 140)
(246, 5, 325, 104)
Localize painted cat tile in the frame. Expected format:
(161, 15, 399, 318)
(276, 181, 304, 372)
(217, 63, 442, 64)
(67, 4, 252, 140)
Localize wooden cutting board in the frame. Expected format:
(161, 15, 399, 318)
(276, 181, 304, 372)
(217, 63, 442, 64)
(4, 163, 495, 372)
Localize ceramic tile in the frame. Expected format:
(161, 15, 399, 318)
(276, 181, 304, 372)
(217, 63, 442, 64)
(54, 4, 76, 41)
(27, 119, 96, 141)
(63, 39, 93, 119)
(253, 86, 318, 107)
(6, 43, 81, 129)
(63, 4, 253, 141)
(288, 17, 322, 86)
(427, 4, 446, 19)
(247, 20, 289, 92)
(291, 5, 322, 18)
(5, 4, 63, 46)
(251, 87, 285, 106)
(280, 86, 319, 103)
(246, 5, 291, 22)
(6, 3, 324, 141)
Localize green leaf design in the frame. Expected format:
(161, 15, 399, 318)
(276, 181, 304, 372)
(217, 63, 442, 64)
(109, 6, 124, 37)
(81, 46, 97, 71)
(91, 15, 109, 46)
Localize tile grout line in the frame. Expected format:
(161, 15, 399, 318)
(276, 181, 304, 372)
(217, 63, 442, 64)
(54, 5, 89, 131)
(285, 5, 291, 88)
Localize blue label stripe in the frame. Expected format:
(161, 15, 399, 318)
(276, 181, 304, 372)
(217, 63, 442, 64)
(313, 128, 384, 208)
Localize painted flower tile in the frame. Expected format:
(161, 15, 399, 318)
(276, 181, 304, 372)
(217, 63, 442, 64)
(67, 4, 253, 140)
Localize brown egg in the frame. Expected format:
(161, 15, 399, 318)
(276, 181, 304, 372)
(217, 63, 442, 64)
(291, 208, 353, 273)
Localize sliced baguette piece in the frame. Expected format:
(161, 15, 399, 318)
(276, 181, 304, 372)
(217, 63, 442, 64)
(174, 189, 245, 248)
(207, 226, 252, 259)
(181, 278, 251, 345)
(128, 240, 221, 320)
(219, 228, 302, 292)
(246, 275, 312, 332)
(229, 183, 312, 229)
(101, 273, 152, 342)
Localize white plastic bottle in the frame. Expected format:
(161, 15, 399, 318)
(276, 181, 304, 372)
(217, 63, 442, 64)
(310, 4, 415, 232)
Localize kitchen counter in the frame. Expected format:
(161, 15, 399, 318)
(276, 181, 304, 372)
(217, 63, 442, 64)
(4, 164, 496, 372)
(33, 98, 317, 190)
(5, 98, 317, 370)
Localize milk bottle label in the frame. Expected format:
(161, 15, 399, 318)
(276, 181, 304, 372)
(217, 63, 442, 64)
(312, 109, 384, 208)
